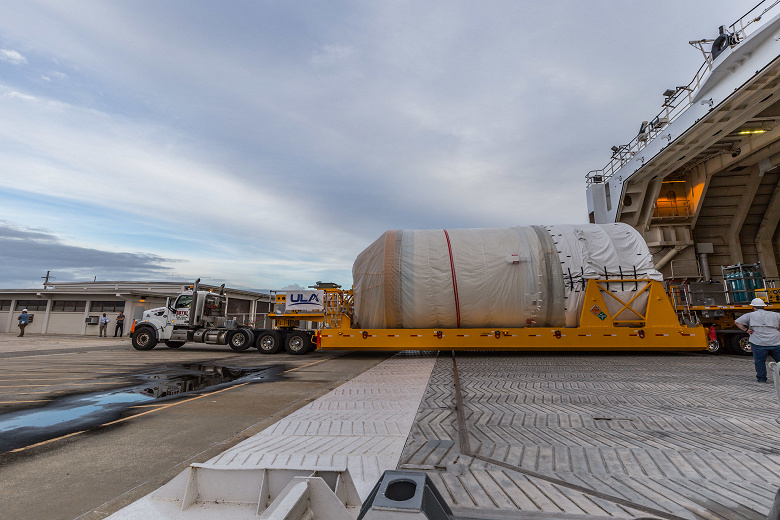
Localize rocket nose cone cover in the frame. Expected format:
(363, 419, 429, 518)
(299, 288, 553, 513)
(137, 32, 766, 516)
(352, 223, 660, 329)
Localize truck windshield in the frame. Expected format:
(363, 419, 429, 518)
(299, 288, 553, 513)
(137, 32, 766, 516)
(174, 295, 193, 308)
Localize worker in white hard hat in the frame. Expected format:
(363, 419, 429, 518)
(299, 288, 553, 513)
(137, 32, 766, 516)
(735, 298, 780, 383)
(17, 308, 30, 337)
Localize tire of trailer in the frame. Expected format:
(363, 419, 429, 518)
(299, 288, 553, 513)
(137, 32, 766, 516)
(132, 327, 158, 351)
(165, 340, 185, 348)
(227, 329, 253, 351)
(285, 331, 310, 355)
(706, 337, 723, 354)
(256, 330, 282, 354)
(731, 334, 752, 355)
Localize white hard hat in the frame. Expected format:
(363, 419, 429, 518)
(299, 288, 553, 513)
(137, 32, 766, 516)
(22, 308, 27, 312)
(750, 297, 767, 307)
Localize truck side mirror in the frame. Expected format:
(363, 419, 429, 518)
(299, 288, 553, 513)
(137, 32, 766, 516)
(166, 297, 173, 311)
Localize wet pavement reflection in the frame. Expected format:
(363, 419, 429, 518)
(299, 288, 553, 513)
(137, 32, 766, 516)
(0, 363, 283, 453)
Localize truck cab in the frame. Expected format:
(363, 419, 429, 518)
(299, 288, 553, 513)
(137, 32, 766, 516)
(131, 280, 247, 351)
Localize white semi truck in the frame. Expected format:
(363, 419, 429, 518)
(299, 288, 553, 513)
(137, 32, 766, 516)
(130, 279, 321, 355)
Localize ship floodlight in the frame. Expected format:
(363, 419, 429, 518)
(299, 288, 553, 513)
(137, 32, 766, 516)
(663, 88, 676, 97)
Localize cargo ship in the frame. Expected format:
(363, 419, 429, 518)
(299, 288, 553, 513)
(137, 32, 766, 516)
(586, 1, 780, 353)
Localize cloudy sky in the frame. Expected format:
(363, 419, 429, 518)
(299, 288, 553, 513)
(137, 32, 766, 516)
(0, 0, 746, 289)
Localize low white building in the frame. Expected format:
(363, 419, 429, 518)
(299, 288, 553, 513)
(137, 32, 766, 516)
(0, 281, 272, 336)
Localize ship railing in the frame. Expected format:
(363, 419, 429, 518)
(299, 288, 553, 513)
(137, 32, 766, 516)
(587, 58, 712, 186)
(730, 0, 780, 40)
(586, 0, 780, 187)
(653, 199, 693, 218)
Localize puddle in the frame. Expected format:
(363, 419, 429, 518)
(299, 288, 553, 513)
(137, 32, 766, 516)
(0, 363, 283, 454)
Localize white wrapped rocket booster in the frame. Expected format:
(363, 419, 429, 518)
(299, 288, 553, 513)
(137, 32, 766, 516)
(352, 223, 661, 329)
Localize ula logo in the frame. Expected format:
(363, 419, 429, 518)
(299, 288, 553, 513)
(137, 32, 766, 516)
(289, 293, 321, 306)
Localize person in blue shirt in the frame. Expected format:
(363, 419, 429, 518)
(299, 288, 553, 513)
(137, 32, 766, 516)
(735, 298, 780, 382)
(17, 309, 30, 337)
(99, 313, 110, 337)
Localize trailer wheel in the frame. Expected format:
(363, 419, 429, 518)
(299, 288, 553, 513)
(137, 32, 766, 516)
(706, 337, 723, 354)
(228, 329, 252, 351)
(285, 331, 310, 355)
(731, 334, 752, 355)
(256, 331, 282, 354)
(132, 327, 158, 351)
(165, 341, 185, 349)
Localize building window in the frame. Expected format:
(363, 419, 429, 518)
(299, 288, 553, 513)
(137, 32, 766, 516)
(0, 300, 11, 311)
(52, 300, 87, 312)
(227, 298, 251, 315)
(90, 301, 126, 312)
(15, 300, 49, 311)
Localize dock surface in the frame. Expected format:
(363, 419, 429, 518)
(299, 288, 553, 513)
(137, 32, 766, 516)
(108, 350, 780, 520)
(403, 352, 780, 519)
(1, 334, 777, 520)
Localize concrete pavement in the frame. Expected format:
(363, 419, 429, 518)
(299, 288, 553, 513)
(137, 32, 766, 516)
(0, 334, 391, 520)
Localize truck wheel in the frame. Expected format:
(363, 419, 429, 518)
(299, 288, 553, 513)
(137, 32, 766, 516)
(706, 336, 723, 354)
(228, 329, 252, 351)
(285, 331, 310, 355)
(731, 334, 752, 355)
(132, 327, 158, 351)
(165, 341, 185, 349)
(256, 331, 282, 354)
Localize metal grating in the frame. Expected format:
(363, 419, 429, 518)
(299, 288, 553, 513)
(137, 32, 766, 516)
(400, 352, 780, 520)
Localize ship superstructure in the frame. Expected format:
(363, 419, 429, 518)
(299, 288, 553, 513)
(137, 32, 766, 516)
(587, 1, 780, 281)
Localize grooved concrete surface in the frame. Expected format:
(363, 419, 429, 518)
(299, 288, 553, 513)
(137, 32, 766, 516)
(400, 352, 780, 520)
(206, 352, 437, 498)
(106, 352, 437, 520)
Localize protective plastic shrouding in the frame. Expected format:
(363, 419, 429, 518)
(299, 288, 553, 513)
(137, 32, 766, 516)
(352, 223, 659, 329)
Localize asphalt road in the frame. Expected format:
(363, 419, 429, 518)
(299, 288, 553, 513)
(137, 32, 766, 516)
(0, 334, 391, 520)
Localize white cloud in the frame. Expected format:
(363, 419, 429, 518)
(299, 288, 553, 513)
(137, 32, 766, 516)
(0, 82, 366, 286)
(278, 283, 306, 291)
(0, 48, 27, 65)
(0, 88, 36, 101)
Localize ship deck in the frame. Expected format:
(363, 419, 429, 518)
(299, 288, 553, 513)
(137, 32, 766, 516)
(111, 351, 780, 520)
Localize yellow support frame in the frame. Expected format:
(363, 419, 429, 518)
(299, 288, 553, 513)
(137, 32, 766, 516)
(317, 280, 706, 352)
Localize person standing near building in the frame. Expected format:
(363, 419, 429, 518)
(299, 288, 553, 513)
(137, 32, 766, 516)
(99, 313, 110, 337)
(114, 311, 125, 337)
(17, 309, 29, 337)
(735, 298, 780, 383)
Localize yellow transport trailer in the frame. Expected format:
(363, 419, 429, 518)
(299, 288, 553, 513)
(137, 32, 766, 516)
(305, 279, 707, 352)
